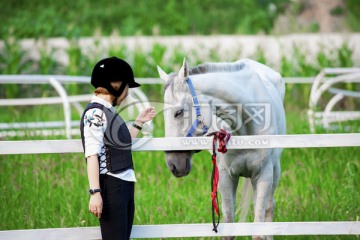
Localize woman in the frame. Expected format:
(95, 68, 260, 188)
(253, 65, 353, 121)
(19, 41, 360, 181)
(80, 56, 155, 240)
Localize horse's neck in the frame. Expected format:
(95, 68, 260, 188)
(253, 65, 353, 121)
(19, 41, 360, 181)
(191, 73, 250, 104)
(191, 76, 247, 135)
(190, 72, 269, 136)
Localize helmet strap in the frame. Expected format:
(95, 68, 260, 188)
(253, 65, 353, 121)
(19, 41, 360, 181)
(111, 81, 128, 106)
(106, 81, 127, 97)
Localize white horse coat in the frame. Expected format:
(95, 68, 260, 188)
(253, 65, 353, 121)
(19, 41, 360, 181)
(158, 59, 286, 240)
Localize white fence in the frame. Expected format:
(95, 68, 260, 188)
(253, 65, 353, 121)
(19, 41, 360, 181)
(1, 134, 360, 154)
(1, 134, 360, 238)
(0, 75, 155, 139)
(308, 68, 360, 132)
(1, 222, 359, 239)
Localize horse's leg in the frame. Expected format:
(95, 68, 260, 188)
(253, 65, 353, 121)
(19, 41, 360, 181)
(257, 159, 280, 240)
(265, 160, 280, 222)
(251, 160, 274, 240)
(218, 162, 239, 240)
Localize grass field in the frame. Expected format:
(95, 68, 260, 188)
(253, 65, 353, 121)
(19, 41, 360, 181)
(1, 83, 359, 240)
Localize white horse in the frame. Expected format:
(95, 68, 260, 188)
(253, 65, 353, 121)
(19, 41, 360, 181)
(158, 58, 286, 240)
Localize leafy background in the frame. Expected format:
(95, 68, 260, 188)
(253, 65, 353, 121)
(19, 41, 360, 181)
(0, 0, 359, 38)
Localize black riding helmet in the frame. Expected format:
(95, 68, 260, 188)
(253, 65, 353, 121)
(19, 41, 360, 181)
(91, 56, 141, 97)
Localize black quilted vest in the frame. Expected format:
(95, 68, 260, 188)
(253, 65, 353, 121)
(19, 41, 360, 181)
(80, 102, 134, 173)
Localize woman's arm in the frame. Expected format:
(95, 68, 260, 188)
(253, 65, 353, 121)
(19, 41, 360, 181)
(83, 106, 107, 219)
(129, 119, 144, 138)
(87, 154, 102, 219)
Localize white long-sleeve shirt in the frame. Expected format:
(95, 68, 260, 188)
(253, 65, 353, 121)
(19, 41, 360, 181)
(83, 95, 136, 182)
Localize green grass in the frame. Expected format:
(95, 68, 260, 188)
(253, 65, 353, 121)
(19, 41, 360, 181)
(1, 97, 359, 240)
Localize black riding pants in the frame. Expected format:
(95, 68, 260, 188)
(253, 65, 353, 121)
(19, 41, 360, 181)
(99, 174, 135, 240)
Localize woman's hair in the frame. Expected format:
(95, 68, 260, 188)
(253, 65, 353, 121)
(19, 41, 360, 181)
(94, 82, 123, 102)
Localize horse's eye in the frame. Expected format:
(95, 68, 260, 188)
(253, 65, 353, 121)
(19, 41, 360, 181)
(174, 109, 184, 118)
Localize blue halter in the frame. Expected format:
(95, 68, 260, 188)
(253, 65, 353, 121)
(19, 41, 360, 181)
(185, 77, 209, 137)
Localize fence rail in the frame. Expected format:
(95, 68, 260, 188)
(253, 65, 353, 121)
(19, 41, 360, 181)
(0, 75, 154, 139)
(1, 221, 359, 239)
(0, 75, 316, 84)
(1, 134, 359, 155)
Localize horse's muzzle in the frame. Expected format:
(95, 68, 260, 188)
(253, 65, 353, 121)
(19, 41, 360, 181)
(164, 151, 193, 177)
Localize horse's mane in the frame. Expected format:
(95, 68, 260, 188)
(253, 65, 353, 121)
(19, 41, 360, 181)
(163, 61, 245, 93)
(189, 61, 245, 75)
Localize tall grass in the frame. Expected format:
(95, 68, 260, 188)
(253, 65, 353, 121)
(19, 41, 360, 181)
(0, 38, 356, 102)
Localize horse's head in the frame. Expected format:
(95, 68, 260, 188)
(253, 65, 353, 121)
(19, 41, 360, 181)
(157, 59, 212, 177)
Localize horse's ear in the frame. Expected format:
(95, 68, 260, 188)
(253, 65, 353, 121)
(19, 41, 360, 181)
(157, 65, 170, 83)
(177, 58, 189, 83)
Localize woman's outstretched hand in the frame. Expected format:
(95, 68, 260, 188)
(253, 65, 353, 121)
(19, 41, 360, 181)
(136, 107, 155, 123)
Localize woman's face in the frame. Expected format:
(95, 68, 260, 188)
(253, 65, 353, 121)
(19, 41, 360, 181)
(114, 84, 129, 106)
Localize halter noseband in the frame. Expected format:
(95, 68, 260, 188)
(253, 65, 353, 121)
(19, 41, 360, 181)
(185, 77, 209, 137)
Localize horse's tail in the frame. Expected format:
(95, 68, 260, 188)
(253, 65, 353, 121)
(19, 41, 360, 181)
(236, 178, 253, 222)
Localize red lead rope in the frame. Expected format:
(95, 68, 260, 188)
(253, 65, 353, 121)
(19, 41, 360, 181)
(206, 129, 231, 233)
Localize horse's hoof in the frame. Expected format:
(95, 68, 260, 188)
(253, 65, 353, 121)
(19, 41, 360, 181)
(252, 236, 273, 240)
(221, 237, 235, 240)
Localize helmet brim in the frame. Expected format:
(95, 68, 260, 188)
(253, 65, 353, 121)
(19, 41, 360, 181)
(129, 82, 141, 88)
